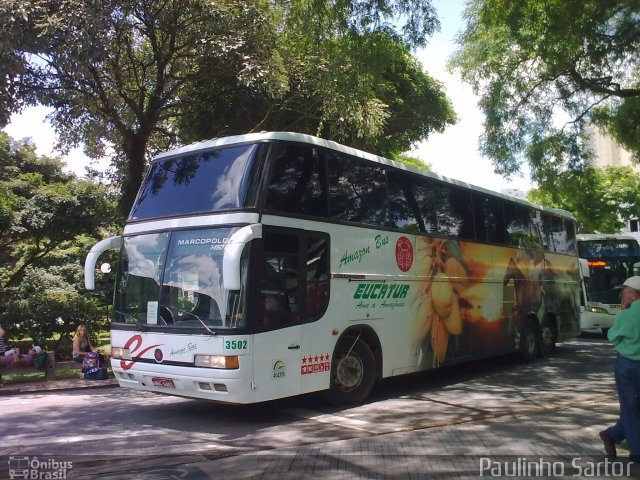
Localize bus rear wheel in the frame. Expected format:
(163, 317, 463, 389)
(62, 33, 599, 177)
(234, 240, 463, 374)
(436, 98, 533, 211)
(325, 337, 376, 405)
(539, 318, 557, 357)
(519, 319, 539, 363)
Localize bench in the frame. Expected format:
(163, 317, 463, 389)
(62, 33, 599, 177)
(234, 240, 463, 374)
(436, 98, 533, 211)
(1, 352, 81, 381)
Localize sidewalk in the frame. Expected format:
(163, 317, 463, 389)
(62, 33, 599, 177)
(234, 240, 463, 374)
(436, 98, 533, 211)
(0, 376, 119, 395)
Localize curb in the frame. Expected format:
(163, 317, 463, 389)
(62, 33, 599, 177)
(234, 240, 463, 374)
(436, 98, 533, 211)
(0, 378, 119, 396)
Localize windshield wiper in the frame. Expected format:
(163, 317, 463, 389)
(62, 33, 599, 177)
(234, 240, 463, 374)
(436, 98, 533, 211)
(167, 305, 217, 335)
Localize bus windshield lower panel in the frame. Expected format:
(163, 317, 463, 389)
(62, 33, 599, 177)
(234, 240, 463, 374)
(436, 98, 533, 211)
(112, 228, 246, 329)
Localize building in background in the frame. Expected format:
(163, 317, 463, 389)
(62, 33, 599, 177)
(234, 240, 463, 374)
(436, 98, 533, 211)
(584, 124, 639, 173)
(584, 125, 640, 234)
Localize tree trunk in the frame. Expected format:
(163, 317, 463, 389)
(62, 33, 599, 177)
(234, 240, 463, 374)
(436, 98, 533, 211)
(120, 130, 150, 220)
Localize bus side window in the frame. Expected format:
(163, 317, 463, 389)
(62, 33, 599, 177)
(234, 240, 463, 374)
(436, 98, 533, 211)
(257, 231, 330, 329)
(258, 232, 303, 329)
(564, 220, 577, 255)
(264, 145, 328, 217)
(387, 171, 424, 232)
(473, 193, 505, 244)
(327, 152, 388, 227)
(504, 202, 542, 248)
(260, 258, 283, 327)
(418, 181, 450, 235)
(541, 214, 566, 252)
(449, 187, 475, 240)
(430, 184, 474, 240)
(306, 236, 330, 319)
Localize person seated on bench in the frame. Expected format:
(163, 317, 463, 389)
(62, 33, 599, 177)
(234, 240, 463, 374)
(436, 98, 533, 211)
(72, 324, 98, 364)
(0, 346, 41, 367)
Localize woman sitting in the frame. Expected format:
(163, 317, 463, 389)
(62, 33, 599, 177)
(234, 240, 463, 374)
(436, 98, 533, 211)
(72, 324, 98, 364)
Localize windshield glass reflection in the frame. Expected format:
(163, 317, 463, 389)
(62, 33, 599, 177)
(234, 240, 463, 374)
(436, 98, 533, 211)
(112, 228, 246, 329)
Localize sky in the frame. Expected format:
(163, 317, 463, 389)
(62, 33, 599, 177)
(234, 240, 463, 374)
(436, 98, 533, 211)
(2, 0, 533, 194)
(412, 0, 532, 193)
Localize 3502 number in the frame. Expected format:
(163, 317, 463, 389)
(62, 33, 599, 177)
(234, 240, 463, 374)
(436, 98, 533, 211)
(225, 340, 247, 350)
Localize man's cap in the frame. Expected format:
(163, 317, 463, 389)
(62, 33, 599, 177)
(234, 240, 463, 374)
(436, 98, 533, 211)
(32, 345, 43, 354)
(623, 276, 640, 291)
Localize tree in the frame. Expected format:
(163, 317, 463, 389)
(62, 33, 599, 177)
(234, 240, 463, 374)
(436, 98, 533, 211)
(1, 0, 452, 217)
(179, 31, 456, 159)
(0, 132, 118, 345)
(527, 166, 640, 233)
(451, 0, 640, 184)
(394, 154, 431, 171)
(1, 0, 286, 217)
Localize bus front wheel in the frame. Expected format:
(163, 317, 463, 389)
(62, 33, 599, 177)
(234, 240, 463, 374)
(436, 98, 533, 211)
(325, 337, 376, 405)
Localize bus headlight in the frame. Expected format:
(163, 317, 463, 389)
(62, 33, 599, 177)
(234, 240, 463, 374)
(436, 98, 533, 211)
(111, 347, 131, 360)
(588, 306, 609, 314)
(194, 355, 239, 369)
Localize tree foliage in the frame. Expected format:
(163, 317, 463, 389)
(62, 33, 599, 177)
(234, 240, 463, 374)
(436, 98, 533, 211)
(0, 132, 118, 346)
(1, 0, 453, 217)
(527, 166, 640, 234)
(451, 0, 640, 183)
(179, 30, 456, 158)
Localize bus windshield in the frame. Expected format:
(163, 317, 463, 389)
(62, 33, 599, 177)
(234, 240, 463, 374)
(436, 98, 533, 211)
(578, 238, 640, 304)
(129, 144, 259, 220)
(113, 227, 245, 329)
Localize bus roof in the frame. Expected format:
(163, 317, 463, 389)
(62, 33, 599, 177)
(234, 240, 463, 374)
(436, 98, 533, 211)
(577, 233, 640, 242)
(153, 131, 575, 220)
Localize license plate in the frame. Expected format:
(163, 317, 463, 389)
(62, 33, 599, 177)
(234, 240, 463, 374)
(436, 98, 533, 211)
(152, 377, 175, 388)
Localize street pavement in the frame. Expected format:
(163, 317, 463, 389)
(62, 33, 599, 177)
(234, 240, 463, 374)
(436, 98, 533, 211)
(2, 333, 638, 479)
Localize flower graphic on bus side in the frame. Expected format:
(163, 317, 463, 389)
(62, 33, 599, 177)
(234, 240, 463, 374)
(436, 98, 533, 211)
(412, 238, 467, 366)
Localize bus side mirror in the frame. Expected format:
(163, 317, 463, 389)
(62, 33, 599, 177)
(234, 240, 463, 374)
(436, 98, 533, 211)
(85, 236, 123, 290)
(223, 224, 262, 291)
(579, 258, 590, 279)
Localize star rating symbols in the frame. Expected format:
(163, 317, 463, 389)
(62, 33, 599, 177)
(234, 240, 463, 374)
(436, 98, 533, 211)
(300, 353, 331, 375)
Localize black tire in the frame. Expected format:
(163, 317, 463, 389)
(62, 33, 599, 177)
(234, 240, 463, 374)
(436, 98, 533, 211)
(601, 328, 610, 336)
(539, 318, 557, 357)
(324, 337, 376, 405)
(519, 319, 539, 363)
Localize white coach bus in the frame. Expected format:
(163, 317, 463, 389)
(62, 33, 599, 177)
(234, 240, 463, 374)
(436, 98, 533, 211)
(577, 234, 640, 333)
(85, 132, 581, 404)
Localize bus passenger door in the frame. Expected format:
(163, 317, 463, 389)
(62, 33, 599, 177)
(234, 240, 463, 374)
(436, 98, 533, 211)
(252, 326, 302, 400)
(251, 229, 304, 400)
